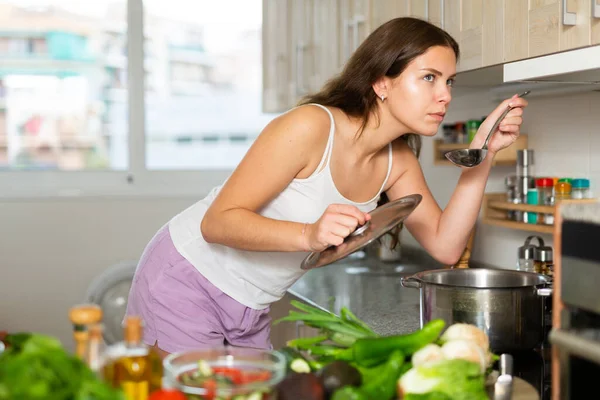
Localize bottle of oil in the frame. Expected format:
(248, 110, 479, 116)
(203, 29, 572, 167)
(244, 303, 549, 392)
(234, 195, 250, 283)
(103, 316, 163, 400)
(86, 323, 105, 374)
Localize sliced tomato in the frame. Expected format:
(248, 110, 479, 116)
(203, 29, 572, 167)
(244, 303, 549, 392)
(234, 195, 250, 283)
(148, 389, 187, 400)
(240, 370, 272, 384)
(211, 366, 244, 385)
(202, 378, 218, 400)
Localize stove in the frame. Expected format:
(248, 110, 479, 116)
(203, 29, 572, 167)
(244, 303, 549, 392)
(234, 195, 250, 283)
(508, 347, 552, 400)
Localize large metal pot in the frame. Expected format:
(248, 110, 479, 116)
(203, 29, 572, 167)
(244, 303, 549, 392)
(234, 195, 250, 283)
(400, 268, 552, 353)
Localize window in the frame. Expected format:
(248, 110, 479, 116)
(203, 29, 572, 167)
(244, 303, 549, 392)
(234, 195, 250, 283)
(143, 0, 272, 170)
(0, 0, 127, 172)
(0, 0, 275, 196)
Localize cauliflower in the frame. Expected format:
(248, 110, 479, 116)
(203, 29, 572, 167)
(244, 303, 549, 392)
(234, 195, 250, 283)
(397, 359, 488, 400)
(441, 339, 488, 373)
(440, 323, 490, 352)
(411, 344, 445, 367)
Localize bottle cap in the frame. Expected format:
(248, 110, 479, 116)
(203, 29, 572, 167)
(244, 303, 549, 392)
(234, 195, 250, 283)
(69, 304, 103, 327)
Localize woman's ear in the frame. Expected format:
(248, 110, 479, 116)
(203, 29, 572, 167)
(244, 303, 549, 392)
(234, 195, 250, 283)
(372, 77, 388, 101)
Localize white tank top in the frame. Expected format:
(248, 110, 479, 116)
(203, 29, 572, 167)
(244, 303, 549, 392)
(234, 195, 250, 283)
(168, 104, 393, 309)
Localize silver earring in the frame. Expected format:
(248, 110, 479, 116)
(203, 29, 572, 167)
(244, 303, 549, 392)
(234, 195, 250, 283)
(380, 94, 385, 101)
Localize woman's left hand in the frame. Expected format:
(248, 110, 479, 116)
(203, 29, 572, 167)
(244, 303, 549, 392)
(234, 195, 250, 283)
(472, 94, 529, 155)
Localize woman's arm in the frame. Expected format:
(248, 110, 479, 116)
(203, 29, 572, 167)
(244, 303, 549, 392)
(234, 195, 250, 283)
(201, 106, 369, 252)
(385, 96, 527, 265)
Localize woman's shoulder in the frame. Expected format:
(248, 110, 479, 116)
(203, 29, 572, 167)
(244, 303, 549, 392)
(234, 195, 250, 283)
(262, 103, 334, 144)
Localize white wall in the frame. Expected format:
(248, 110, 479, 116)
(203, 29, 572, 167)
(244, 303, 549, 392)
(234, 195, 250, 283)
(402, 89, 600, 269)
(1, 90, 598, 350)
(0, 197, 197, 349)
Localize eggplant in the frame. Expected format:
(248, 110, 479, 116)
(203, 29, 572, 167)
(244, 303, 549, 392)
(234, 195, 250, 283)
(316, 361, 362, 399)
(275, 372, 325, 400)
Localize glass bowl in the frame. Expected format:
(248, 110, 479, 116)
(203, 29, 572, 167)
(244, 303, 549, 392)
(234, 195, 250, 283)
(163, 346, 286, 399)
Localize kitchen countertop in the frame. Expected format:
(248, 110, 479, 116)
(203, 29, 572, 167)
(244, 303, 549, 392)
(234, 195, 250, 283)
(288, 246, 446, 336)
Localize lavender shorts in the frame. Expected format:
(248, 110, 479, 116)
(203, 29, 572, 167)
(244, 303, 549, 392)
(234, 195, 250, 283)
(125, 225, 272, 354)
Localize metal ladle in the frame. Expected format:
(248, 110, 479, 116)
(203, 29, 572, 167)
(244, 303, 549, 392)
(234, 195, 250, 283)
(444, 91, 531, 168)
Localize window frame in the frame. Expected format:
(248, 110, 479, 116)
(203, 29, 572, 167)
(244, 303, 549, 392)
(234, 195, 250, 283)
(0, 0, 235, 199)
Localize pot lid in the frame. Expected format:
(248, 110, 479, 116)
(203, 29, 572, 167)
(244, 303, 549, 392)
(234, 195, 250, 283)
(300, 193, 422, 270)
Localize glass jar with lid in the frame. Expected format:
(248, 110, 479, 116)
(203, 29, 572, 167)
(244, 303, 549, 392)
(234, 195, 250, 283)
(555, 181, 572, 202)
(517, 235, 544, 272)
(536, 178, 555, 205)
(571, 178, 591, 199)
(534, 241, 554, 277)
(536, 178, 555, 225)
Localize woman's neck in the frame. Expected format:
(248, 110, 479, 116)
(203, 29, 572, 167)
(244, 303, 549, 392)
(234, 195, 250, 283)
(343, 105, 412, 161)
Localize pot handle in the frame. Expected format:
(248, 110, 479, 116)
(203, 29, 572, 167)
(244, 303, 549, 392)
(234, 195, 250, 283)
(537, 288, 553, 297)
(401, 276, 421, 289)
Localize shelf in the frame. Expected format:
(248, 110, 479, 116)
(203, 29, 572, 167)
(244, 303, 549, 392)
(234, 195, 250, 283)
(433, 134, 528, 167)
(482, 217, 555, 234)
(482, 192, 598, 234)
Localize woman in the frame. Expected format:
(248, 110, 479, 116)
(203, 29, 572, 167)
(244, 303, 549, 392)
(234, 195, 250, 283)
(125, 17, 528, 357)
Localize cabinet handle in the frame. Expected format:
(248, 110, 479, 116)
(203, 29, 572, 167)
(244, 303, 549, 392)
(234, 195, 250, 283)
(353, 15, 365, 53)
(344, 19, 352, 64)
(593, 0, 600, 19)
(562, 0, 577, 25)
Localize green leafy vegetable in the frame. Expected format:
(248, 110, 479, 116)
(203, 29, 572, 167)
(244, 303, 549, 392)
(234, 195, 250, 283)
(398, 359, 488, 400)
(0, 332, 124, 400)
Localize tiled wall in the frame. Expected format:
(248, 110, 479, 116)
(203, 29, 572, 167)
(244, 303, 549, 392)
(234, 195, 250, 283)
(403, 89, 600, 269)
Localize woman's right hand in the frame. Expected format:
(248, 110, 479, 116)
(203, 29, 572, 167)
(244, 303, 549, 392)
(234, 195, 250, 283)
(304, 204, 371, 252)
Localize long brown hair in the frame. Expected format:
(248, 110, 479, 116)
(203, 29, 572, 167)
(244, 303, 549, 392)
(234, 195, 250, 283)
(299, 17, 459, 248)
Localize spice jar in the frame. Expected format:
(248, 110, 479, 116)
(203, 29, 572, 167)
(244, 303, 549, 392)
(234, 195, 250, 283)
(571, 178, 591, 199)
(555, 181, 572, 202)
(536, 178, 555, 225)
(534, 241, 554, 276)
(517, 235, 543, 272)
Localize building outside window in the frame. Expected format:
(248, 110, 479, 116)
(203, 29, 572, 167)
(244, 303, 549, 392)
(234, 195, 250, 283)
(0, 0, 274, 195)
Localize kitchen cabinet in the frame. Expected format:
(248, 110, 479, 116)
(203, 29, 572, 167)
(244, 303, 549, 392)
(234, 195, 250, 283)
(337, 0, 410, 69)
(525, 0, 599, 58)
(592, 0, 600, 44)
(447, 0, 504, 72)
(262, 0, 600, 113)
(311, 0, 341, 93)
(262, 0, 291, 113)
(289, 0, 314, 105)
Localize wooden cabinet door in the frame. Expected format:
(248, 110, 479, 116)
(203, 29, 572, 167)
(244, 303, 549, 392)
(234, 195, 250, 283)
(407, 0, 444, 27)
(311, 0, 341, 92)
(289, 0, 314, 105)
(504, 0, 529, 62)
(482, 0, 505, 66)
(528, 0, 562, 57)
(458, 0, 484, 71)
(371, 0, 410, 29)
(338, 0, 367, 68)
(443, 0, 461, 47)
(262, 0, 291, 113)
(427, 0, 445, 28)
(560, 0, 593, 51)
(594, 0, 600, 44)
(409, 0, 428, 19)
